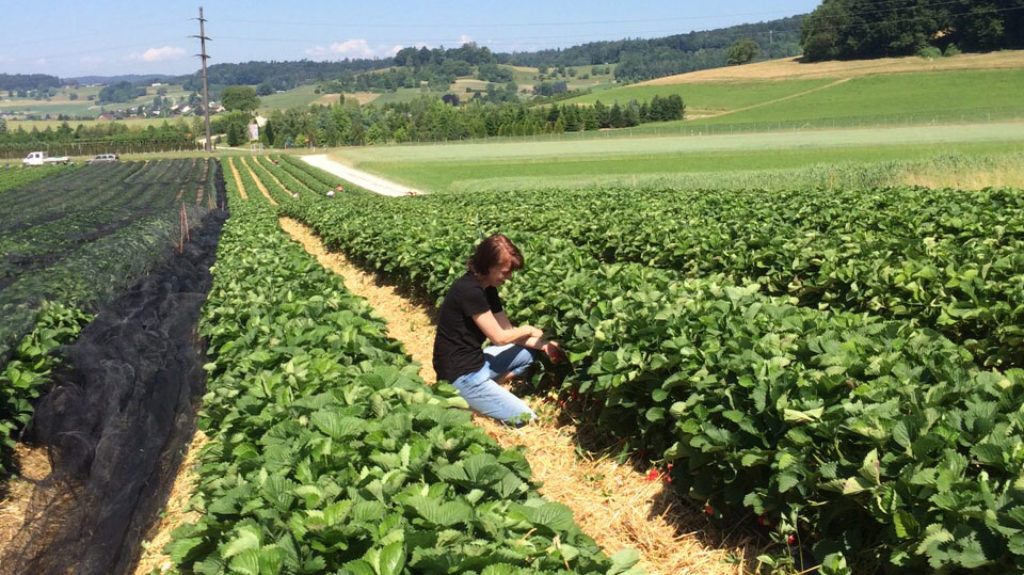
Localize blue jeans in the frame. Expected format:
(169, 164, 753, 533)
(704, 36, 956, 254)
(452, 344, 536, 426)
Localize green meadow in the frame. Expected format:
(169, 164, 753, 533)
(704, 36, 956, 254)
(257, 84, 327, 111)
(564, 68, 1024, 133)
(321, 121, 1024, 193)
(566, 78, 836, 115)
(688, 69, 1024, 128)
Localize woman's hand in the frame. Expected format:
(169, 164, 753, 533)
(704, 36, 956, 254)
(541, 340, 566, 364)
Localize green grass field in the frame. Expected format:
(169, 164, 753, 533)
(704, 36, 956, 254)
(257, 84, 327, 110)
(562, 68, 1024, 132)
(320, 121, 1024, 193)
(565, 78, 835, 114)
(688, 69, 1024, 128)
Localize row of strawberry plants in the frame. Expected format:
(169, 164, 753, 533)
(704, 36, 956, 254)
(250, 156, 317, 198)
(165, 167, 640, 575)
(0, 301, 92, 476)
(1, 160, 224, 479)
(0, 162, 146, 234)
(243, 156, 303, 204)
(277, 154, 348, 192)
(278, 192, 1024, 574)
(289, 184, 1024, 370)
(0, 164, 74, 193)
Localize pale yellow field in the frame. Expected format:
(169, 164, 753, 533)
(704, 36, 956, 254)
(641, 50, 1024, 84)
(311, 92, 380, 106)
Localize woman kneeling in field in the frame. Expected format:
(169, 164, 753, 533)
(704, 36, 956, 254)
(432, 234, 564, 426)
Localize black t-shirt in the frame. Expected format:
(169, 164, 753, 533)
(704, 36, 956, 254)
(433, 272, 503, 382)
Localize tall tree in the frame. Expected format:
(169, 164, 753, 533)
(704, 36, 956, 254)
(727, 39, 761, 65)
(220, 85, 261, 113)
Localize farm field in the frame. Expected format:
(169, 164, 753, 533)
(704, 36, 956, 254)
(313, 122, 1024, 193)
(0, 83, 193, 120)
(1, 150, 1021, 575)
(0, 159, 227, 573)
(277, 159, 1024, 573)
(2, 50, 1024, 575)
(565, 52, 1024, 128)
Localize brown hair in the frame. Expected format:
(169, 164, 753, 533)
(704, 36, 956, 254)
(467, 234, 523, 276)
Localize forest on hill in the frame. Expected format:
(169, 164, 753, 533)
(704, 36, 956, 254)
(802, 0, 1024, 60)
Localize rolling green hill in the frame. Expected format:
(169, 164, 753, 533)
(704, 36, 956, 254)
(559, 52, 1024, 131)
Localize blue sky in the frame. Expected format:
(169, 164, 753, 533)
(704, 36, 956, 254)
(0, 1, 821, 78)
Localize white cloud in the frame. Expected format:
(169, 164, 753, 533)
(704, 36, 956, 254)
(459, 35, 475, 46)
(142, 46, 187, 62)
(306, 39, 398, 60)
(126, 46, 186, 63)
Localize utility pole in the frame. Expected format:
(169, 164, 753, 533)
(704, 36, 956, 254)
(192, 7, 212, 152)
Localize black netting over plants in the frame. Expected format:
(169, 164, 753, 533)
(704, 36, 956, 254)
(1, 183, 227, 575)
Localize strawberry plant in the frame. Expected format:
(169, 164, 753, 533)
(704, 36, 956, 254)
(0, 302, 92, 476)
(276, 182, 1024, 573)
(164, 167, 642, 575)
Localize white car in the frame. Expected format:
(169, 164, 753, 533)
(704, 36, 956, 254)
(22, 151, 72, 166)
(87, 153, 120, 164)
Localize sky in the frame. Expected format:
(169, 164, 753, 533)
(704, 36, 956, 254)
(0, 0, 822, 79)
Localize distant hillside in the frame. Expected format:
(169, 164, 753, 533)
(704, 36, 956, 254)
(0, 73, 63, 92)
(69, 74, 173, 86)
(500, 16, 805, 82)
(639, 50, 1024, 85)
(163, 15, 805, 93)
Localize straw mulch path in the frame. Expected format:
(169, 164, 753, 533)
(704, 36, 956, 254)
(0, 445, 53, 562)
(132, 430, 209, 575)
(278, 217, 763, 575)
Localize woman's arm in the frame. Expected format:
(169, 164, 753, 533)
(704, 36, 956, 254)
(473, 310, 542, 347)
(475, 310, 565, 362)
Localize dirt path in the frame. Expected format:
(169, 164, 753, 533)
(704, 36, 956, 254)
(131, 432, 209, 575)
(278, 217, 759, 575)
(301, 154, 424, 197)
(226, 158, 249, 201)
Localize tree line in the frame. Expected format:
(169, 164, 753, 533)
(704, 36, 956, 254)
(0, 120, 200, 159)
(222, 94, 684, 148)
(801, 0, 1024, 60)
(0, 74, 63, 92)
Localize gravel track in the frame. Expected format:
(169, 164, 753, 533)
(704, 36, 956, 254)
(301, 154, 423, 197)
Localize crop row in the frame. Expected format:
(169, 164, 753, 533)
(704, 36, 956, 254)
(276, 186, 1024, 574)
(0, 161, 218, 361)
(0, 161, 225, 478)
(165, 163, 640, 575)
(0, 164, 74, 193)
(0, 302, 92, 476)
(290, 185, 1024, 370)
